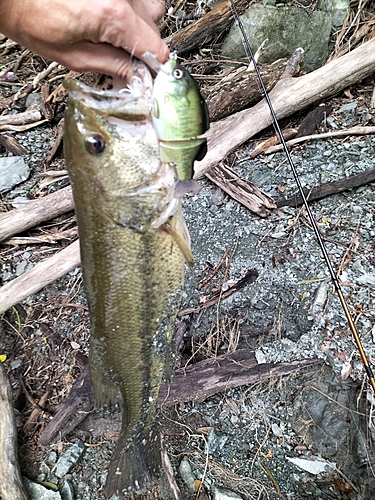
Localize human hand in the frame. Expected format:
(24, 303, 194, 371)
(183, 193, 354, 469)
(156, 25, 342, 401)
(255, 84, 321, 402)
(0, 0, 169, 80)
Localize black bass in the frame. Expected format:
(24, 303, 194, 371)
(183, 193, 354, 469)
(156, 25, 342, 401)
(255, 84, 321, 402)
(147, 53, 210, 181)
(64, 66, 193, 498)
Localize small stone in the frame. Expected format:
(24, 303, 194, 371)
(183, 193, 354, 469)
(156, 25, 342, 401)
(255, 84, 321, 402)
(0, 156, 30, 193)
(48, 451, 58, 466)
(10, 195, 31, 208)
(55, 441, 85, 478)
(15, 261, 27, 276)
(59, 478, 75, 500)
(212, 485, 243, 500)
(207, 429, 228, 455)
(26, 92, 43, 110)
(178, 457, 196, 492)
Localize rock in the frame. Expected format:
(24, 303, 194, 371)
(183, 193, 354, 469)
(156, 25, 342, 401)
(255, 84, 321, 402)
(221, 3, 333, 71)
(26, 92, 43, 111)
(179, 457, 196, 492)
(329, 0, 350, 27)
(291, 365, 375, 496)
(212, 485, 243, 500)
(59, 478, 75, 500)
(207, 428, 228, 456)
(23, 477, 61, 500)
(0, 156, 30, 193)
(10, 195, 31, 208)
(55, 441, 85, 478)
(15, 261, 28, 276)
(285, 456, 335, 475)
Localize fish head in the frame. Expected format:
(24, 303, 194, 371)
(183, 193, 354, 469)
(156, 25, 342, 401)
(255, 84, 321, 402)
(64, 78, 178, 229)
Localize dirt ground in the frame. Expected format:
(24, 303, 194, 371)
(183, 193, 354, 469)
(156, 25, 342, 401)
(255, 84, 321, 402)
(1, 2, 375, 500)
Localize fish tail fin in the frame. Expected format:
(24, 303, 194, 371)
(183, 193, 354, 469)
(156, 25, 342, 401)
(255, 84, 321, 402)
(104, 424, 163, 498)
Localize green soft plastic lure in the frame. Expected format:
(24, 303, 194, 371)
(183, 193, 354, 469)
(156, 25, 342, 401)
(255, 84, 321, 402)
(150, 53, 210, 181)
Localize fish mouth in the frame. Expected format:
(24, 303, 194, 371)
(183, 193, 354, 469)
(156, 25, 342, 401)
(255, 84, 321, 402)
(63, 60, 153, 120)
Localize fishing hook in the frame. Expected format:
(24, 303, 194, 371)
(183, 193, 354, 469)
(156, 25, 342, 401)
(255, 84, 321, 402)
(229, 0, 375, 393)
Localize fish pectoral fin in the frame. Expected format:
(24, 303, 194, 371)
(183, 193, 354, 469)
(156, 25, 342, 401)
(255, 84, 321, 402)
(162, 222, 194, 269)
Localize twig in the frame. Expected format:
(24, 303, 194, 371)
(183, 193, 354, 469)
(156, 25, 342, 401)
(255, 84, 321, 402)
(32, 61, 60, 88)
(23, 389, 51, 435)
(197, 248, 229, 290)
(258, 126, 375, 156)
(178, 268, 258, 316)
(0, 119, 48, 132)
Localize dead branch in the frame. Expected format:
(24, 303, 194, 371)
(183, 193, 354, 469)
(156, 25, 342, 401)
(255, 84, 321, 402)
(23, 389, 51, 436)
(0, 185, 74, 242)
(178, 268, 258, 316)
(0, 119, 48, 132)
(165, 0, 250, 54)
(0, 134, 30, 155)
(0, 109, 41, 126)
(3, 228, 78, 246)
(0, 364, 29, 500)
(249, 128, 297, 158)
(160, 350, 322, 405)
(204, 59, 289, 122)
(260, 126, 375, 156)
(39, 349, 322, 444)
(194, 38, 375, 180)
(39, 365, 92, 446)
(0, 239, 80, 315)
(276, 167, 375, 207)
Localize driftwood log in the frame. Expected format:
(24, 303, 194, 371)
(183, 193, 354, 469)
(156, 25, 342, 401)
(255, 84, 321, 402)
(165, 0, 250, 54)
(0, 364, 29, 500)
(0, 240, 80, 315)
(194, 37, 375, 180)
(204, 58, 290, 122)
(39, 349, 322, 445)
(0, 185, 74, 243)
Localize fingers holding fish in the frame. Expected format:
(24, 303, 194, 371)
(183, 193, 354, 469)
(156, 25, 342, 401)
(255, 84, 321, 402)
(0, 0, 169, 82)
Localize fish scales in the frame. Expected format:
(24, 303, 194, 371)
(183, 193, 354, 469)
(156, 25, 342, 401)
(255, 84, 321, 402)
(64, 73, 191, 498)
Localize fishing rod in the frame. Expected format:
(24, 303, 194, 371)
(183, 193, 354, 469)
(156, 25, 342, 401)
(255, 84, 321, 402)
(229, 0, 375, 392)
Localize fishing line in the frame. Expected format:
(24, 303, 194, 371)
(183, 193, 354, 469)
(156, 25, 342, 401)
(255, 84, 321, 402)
(229, 0, 375, 392)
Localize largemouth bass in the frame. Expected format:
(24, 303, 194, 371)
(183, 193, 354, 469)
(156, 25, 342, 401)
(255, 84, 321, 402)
(64, 64, 193, 498)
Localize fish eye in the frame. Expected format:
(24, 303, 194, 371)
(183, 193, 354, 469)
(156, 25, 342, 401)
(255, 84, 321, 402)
(85, 134, 105, 155)
(172, 67, 185, 80)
